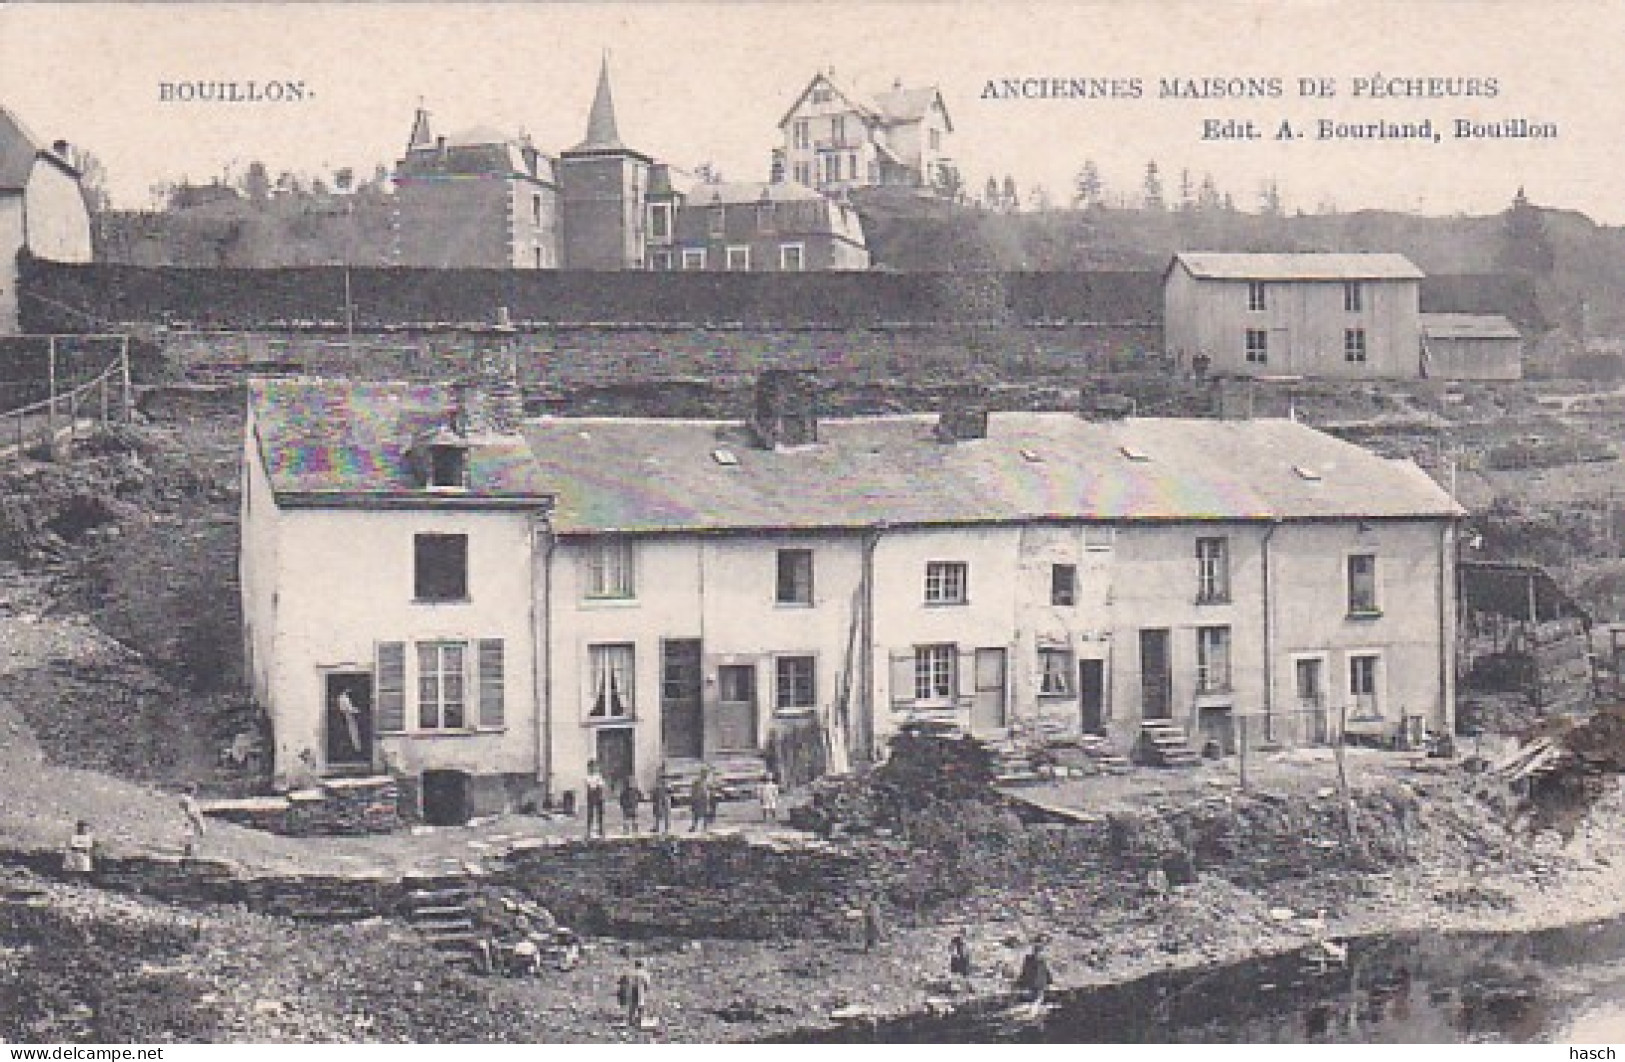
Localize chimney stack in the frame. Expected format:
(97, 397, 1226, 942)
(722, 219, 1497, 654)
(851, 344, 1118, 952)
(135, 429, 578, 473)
(451, 350, 524, 436)
(934, 386, 990, 442)
(751, 369, 819, 449)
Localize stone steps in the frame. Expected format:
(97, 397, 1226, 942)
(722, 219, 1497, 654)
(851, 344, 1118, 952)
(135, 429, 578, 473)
(1138, 722, 1201, 768)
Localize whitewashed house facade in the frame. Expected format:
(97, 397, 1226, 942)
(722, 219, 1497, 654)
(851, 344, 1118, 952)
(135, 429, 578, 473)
(0, 107, 93, 335)
(242, 370, 1463, 818)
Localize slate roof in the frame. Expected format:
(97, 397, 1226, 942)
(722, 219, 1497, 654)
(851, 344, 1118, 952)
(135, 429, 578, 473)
(871, 85, 951, 130)
(1171, 252, 1425, 281)
(248, 379, 552, 506)
(520, 412, 1462, 535)
(688, 181, 829, 206)
(1421, 313, 1522, 340)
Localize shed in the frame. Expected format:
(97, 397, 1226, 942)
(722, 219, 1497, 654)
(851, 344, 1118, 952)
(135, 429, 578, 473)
(1422, 313, 1523, 381)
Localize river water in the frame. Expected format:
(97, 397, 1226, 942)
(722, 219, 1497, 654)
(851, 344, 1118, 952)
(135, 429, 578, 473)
(800, 917, 1625, 1043)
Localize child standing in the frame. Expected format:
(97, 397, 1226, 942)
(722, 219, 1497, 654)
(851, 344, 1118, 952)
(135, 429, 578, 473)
(758, 774, 781, 823)
(62, 820, 96, 878)
(618, 777, 644, 834)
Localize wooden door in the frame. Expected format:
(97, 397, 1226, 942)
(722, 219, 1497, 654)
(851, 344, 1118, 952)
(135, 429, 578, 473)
(971, 648, 1006, 731)
(1078, 658, 1106, 733)
(660, 640, 704, 760)
(1296, 657, 1328, 744)
(1139, 629, 1172, 720)
(596, 727, 636, 790)
(716, 664, 759, 752)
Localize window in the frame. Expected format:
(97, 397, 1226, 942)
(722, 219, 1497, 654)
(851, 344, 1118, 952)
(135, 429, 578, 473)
(708, 207, 726, 237)
(650, 250, 674, 271)
(427, 444, 467, 489)
(832, 116, 846, 144)
(531, 193, 542, 226)
(649, 202, 672, 241)
(924, 561, 968, 604)
(584, 537, 635, 599)
(793, 162, 811, 186)
(1051, 564, 1077, 606)
(755, 203, 775, 233)
(914, 644, 956, 703)
(846, 153, 857, 180)
(779, 243, 805, 271)
(1084, 527, 1115, 553)
(1247, 281, 1267, 312)
(1245, 328, 1269, 364)
(811, 86, 832, 104)
(535, 247, 544, 269)
(775, 655, 816, 712)
(1343, 281, 1363, 312)
(681, 248, 706, 271)
(794, 119, 811, 148)
(416, 641, 467, 729)
(413, 534, 468, 601)
(1345, 328, 1368, 363)
(1196, 626, 1232, 694)
(776, 549, 814, 605)
(1347, 554, 1379, 615)
(929, 128, 942, 151)
(1196, 537, 1230, 603)
(821, 154, 837, 185)
(725, 245, 751, 271)
(588, 644, 635, 719)
(1349, 653, 1381, 719)
(1038, 647, 1074, 697)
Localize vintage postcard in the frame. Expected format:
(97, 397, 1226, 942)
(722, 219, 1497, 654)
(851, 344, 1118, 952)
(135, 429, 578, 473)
(1, 0, 1625, 1048)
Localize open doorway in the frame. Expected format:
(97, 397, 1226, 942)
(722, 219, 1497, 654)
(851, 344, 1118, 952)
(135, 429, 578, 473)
(324, 671, 374, 768)
(421, 769, 472, 826)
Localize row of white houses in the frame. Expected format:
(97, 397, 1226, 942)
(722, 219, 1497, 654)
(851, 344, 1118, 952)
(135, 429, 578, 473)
(241, 369, 1464, 820)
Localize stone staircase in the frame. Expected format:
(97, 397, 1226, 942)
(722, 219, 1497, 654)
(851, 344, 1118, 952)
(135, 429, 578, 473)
(401, 872, 481, 965)
(1137, 721, 1201, 768)
(663, 755, 771, 802)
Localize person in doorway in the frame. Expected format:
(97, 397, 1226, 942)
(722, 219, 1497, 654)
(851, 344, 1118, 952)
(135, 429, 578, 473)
(650, 766, 674, 835)
(688, 768, 715, 833)
(179, 786, 207, 858)
(1014, 938, 1053, 1005)
(62, 820, 96, 879)
(584, 760, 607, 839)
(618, 776, 643, 834)
(758, 773, 781, 824)
(949, 933, 974, 991)
(335, 689, 364, 755)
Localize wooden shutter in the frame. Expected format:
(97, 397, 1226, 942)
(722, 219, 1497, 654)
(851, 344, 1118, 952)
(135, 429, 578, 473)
(478, 638, 505, 729)
(376, 641, 406, 733)
(889, 650, 915, 709)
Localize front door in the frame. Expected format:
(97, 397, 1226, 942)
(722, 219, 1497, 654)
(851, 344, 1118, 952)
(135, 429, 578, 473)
(1140, 629, 1172, 720)
(596, 727, 636, 791)
(1296, 657, 1328, 744)
(324, 672, 373, 767)
(971, 648, 1007, 731)
(661, 640, 704, 760)
(1079, 658, 1106, 733)
(716, 665, 759, 752)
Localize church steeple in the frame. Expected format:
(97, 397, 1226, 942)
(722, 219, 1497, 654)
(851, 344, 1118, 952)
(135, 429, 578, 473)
(407, 102, 433, 152)
(570, 55, 627, 153)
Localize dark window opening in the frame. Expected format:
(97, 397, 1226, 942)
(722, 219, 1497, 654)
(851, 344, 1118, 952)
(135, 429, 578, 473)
(777, 549, 814, 605)
(415, 534, 468, 601)
(428, 445, 468, 489)
(1051, 564, 1077, 606)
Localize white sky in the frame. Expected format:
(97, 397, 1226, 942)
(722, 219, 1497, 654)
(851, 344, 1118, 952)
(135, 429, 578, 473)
(2, 0, 1622, 221)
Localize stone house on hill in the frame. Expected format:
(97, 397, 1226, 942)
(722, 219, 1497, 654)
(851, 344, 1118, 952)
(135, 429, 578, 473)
(0, 106, 93, 335)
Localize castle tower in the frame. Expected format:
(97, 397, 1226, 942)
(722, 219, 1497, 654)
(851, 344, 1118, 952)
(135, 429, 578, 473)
(558, 57, 652, 270)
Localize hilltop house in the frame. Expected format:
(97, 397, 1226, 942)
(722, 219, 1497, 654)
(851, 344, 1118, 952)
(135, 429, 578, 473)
(0, 106, 92, 335)
(1164, 253, 1427, 379)
(774, 71, 955, 196)
(394, 61, 868, 272)
(242, 369, 1462, 822)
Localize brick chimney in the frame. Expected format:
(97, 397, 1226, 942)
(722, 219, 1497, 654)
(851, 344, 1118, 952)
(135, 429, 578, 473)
(751, 369, 819, 449)
(934, 387, 990, 442)
(451, 350, 524, 436)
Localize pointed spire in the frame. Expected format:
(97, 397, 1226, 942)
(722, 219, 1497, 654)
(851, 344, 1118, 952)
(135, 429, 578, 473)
(572, 54, 626, 152)
(408, 102, 432, 152)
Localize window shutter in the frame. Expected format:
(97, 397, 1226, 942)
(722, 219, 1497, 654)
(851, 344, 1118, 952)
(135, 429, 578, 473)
(955, 647, 976, 709)
(376, 641, 406, 733)
(478, 639, 505, 729)
(889, 651, 915, 708)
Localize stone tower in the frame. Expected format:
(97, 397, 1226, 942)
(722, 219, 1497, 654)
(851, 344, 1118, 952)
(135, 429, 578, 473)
(557, 57, 652, 270)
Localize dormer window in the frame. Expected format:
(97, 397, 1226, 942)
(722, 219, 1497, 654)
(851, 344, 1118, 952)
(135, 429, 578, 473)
(428, 443, 469, 490)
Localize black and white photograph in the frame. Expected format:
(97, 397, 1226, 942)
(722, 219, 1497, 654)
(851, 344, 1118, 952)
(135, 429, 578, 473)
(2, 0, 1625, 1047)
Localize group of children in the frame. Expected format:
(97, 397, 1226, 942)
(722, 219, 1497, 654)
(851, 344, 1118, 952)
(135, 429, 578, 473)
(581, 760, 783, 839)
(60, 788, 210, 877)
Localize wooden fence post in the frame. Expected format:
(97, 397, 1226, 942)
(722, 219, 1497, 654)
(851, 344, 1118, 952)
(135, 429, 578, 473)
(46, 336, 57, 444)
